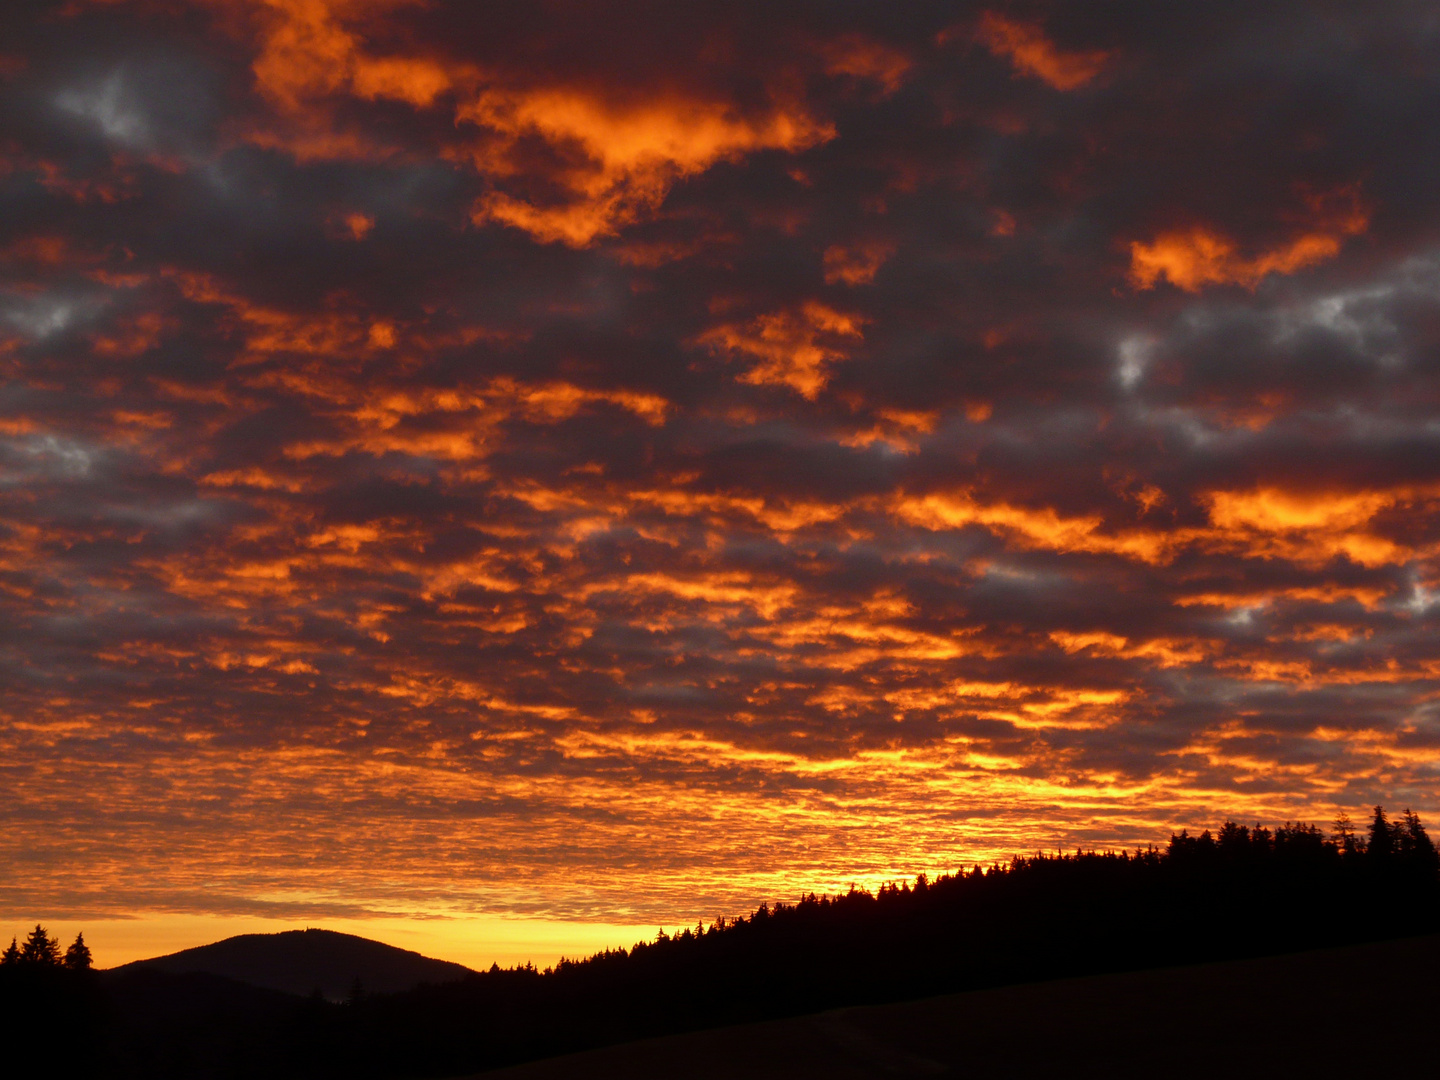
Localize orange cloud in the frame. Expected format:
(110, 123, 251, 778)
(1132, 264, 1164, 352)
(893, 490, 1174, 564)
(823, 240, 895, 285)
(820, 34, 912, 96)
(626, 486, 846, 534)
(1201, 486, 1427, 568)
(697, 302, 866, 399)
(3, 234, 70, 265)
(1130, 188, 1370, 291)
(892, 483, 1434, 572)
(837, 408, 939, 454)
(282, 377, 669, 463)
(325, 210, 374, 240)
(210, 0, 832, 244)
(462, 90, 832, 246)
(243, 0, 463, 112)
(90, 312, 170, 358)
(170, 270, 389, 383)
(1130, 229, 1342, 291)
(975, 12, 1111, 91)
(1048, 630, 1210, 668)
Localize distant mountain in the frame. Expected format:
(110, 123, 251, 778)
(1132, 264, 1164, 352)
(108, 928, 472, 999)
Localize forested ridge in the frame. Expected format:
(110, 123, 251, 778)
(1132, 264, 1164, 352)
(8, 806, 1440, 1078)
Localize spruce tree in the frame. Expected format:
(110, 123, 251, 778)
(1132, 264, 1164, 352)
(1217, 820, 1250, 857)
(0, 937, 18, 966)
(19, 924, 61, 966)
(1400, 809, 1440, 872)
(64, 932, 93, 971)
(1366, 806, 1394, 862)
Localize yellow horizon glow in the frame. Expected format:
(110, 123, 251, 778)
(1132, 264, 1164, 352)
(0, 913, 675, 973)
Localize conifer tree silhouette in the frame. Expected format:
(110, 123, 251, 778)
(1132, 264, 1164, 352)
(1331, 813, 1362, 858)
(1399, 809, 1439, 872)
(63, 933, 92, 971)
(1367, 806, 1394, 863)
(0, 937, 17, 966)
(19, 925, 60, 966)
(1217, 820, 1250, 856)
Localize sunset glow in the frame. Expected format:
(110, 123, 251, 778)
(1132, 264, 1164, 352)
(3, 1, 1440, 970)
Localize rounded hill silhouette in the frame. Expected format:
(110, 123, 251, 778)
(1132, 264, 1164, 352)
(110, 927, 471, 1000)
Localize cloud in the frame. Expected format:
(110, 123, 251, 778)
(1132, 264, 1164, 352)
(823, 240, 895, 286)
(204, 0, 834, 243)
(972, 12, 1111, 91)
(463, 89, 832, 245)
(1128, 183, 1372, 290)
(2, 0, 1440, 933)
(55, 70, 152, 147)
(819, 34, 912, 96)
(697, 302, 866, 399)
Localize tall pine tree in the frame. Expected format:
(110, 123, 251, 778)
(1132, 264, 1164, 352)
(1366, 806, 1394, 862)
(1400, 809, 1440, 872)
(63, 933, 92, 971)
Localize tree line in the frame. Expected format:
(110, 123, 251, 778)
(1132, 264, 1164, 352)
(1167, 805, 1438, 869)
(1, 925, 92, 971)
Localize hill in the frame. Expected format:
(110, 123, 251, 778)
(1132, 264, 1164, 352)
(478, 933, 1440, 1079)
(108, 927, 472, 999)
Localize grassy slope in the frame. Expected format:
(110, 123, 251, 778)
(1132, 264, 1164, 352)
(476, 933, 1440, 1079)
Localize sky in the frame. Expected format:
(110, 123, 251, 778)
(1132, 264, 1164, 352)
(4, 0, 1440, 969)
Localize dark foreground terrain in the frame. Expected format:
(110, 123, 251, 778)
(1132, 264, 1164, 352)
(481, 934, 1440, 1079)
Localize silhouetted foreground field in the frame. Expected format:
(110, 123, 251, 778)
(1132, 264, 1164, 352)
(6, 810, 1439, 1077)
(477, 934, 1440, 1079)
